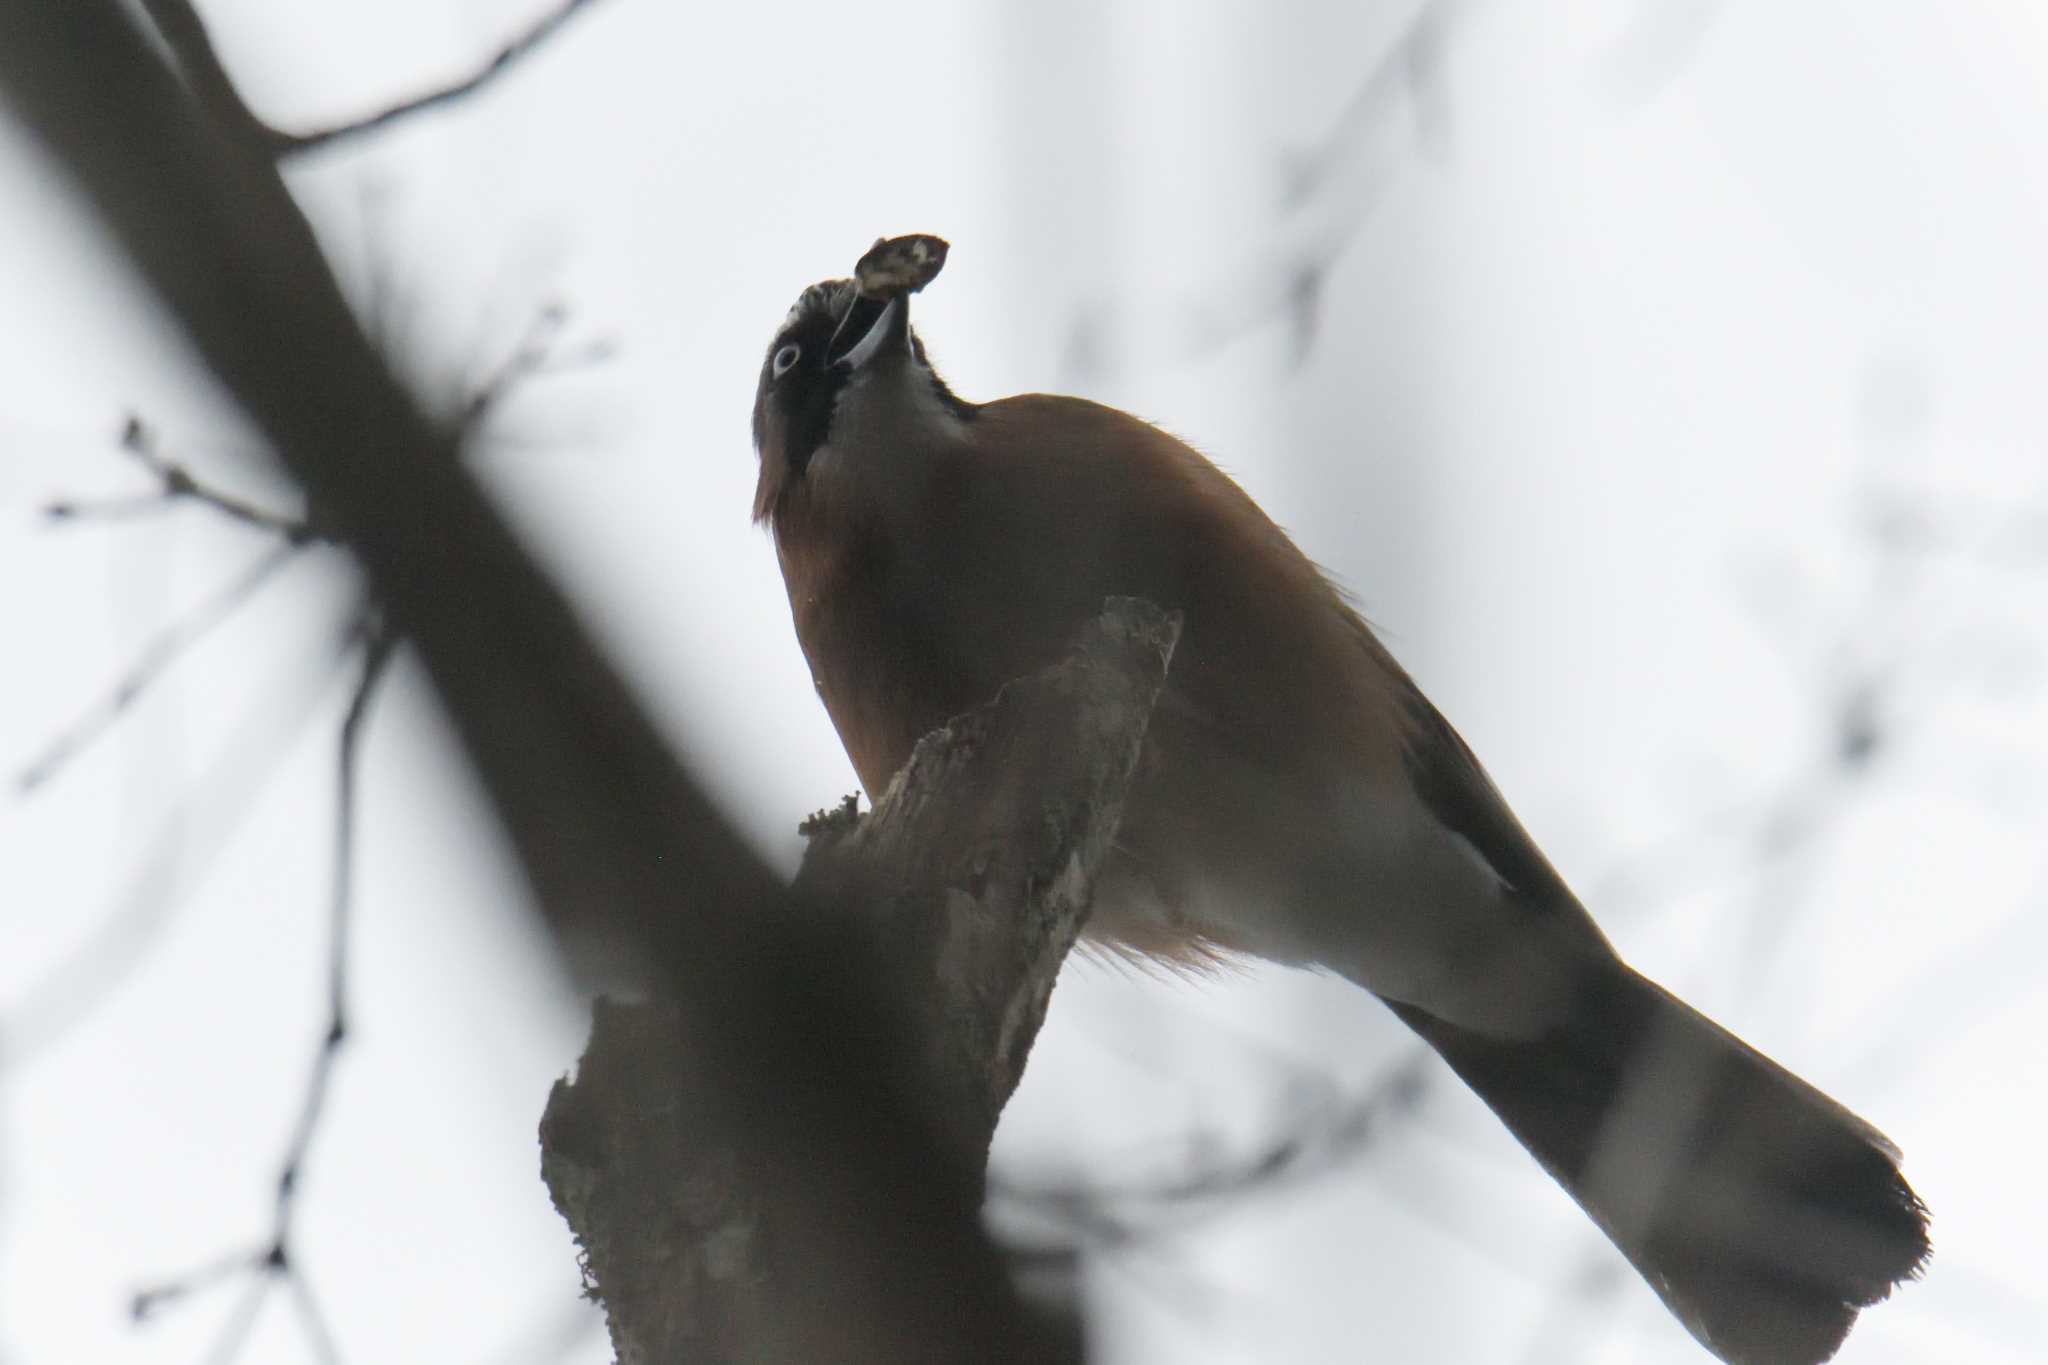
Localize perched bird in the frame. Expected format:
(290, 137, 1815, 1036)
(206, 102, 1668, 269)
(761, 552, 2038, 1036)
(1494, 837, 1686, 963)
(750, 237, 1928, 1365)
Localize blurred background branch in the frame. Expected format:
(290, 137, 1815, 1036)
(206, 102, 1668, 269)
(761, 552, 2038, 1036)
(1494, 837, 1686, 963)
(0, 2, 1118, 1360)
(139, 0, 606, 157)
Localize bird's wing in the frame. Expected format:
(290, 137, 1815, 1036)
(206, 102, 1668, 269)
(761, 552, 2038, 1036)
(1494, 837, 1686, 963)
(1390, 673, 1602, 938)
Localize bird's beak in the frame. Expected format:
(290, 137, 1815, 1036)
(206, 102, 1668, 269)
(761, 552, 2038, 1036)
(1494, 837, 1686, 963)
(826, 292, 908, 372)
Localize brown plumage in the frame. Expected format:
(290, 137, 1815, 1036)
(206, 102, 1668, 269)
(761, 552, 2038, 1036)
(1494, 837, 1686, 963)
(751, 261, 1928, 1363)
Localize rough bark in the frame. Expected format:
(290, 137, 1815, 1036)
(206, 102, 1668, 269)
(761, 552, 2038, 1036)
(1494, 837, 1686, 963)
(541, 598, 1181, 1364)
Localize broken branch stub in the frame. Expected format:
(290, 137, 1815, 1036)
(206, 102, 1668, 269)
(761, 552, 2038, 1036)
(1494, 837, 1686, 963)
(541, 597, 1180, 1363)
(798, 595, 1182, 1154)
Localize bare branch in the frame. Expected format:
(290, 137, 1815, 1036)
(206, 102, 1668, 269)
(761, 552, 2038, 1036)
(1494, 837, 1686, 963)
(15, 541, 299, 792)
(283, 1272, 346, 1365)
(0, 8, 1067, 1356)
(43, 491, 185, 524)
(5, 0, 785, 933)
(1, 644, 353, 1067)
(992, 1051, 1431, 1254)
(543, 599, 1179, 1363)
(140, 0, 603, 160)
(1165, 0, 1471, 369)
(131, 1246, 263, 1322)
(274, 0, 603, 156)
(459, 301, 614, 433)
(128, 622, 391, 1365)
(1154, 0, 1718, 373)
(112, 414, 314, 539)
(274, 623, 393, 1243)
(29, 301, 590, 791)
(195, 1275, 270, 1365)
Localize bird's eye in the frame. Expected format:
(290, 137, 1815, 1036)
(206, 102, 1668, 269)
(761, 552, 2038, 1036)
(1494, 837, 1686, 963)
(772, 344, 801, 379)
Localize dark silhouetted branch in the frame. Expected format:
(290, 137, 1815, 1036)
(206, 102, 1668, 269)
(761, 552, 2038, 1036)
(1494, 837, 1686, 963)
(0, 7, 1086, 1358)
(45, 418, 308, 538)
(141, 0, 601, 159)
(110, 414, 313, 538)
(135, 0, 277, 147)
(277, 623, 394, 1231)
(274, 0, 602, 156)
(22, 412, 318, 792)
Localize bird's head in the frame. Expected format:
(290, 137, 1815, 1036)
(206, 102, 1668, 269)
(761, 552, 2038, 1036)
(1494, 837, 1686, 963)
(750, 235, 965, 523)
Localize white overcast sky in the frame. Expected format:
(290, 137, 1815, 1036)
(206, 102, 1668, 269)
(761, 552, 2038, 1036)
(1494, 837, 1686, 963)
(2, 1, 2045, 1362)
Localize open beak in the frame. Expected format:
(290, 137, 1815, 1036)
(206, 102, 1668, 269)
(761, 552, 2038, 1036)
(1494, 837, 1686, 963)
(825, 292, 908, 372)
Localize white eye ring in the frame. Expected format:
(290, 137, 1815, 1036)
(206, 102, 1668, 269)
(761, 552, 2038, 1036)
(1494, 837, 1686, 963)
(772, 344, 801, 379)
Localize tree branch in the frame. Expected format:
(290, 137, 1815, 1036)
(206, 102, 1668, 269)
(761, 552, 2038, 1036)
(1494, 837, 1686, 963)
(0, 0, 781, 995)
(139, 0, 602, 159)
(15, 541, 298, 792)
(275, 0, 603, 156)
(0, 7, 1076, 1358)
(130, 621, 392, 1364)
(543, 599, 1180, 1363)
(135, 0, 276, 146)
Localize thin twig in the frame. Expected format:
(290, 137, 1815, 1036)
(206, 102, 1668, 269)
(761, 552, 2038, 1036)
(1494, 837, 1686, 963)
(131, 1246, 265, 1322)
(115, 415, 314, 540)
(1162, 0, 1472, 370)
(138, 0, 600, 161)
(195, 1274, 272, 1365)
(460, 302, 614, 433)
(128, 622, 393, 1365)
(273, 622, 393, 1250)
(991, 1052, 1431, 1251)
(0, 644, 356, 1068)
(1159, 0, 1716, 372)
(273, 0, 603, 156)
(46, 416, 310, 537)
(5, 6, 1056, 1356)
(15, 541, 299, 792)
(43, 491, 188, 524)
(285, 1270, 346, 1365)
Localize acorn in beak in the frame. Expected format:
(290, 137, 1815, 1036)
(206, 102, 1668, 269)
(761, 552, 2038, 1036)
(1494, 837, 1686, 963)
(826, 234, 949, 371)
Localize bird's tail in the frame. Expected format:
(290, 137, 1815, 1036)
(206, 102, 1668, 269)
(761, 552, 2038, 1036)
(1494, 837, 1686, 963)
(1388, 963, 1929, 1365)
